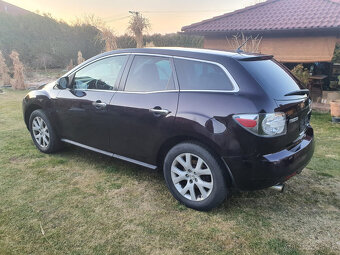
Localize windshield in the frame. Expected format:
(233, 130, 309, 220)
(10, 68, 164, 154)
(240, 60, 304, 100)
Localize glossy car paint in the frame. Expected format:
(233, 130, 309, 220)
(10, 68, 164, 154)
(55, 89, 115, 151)
(23, 47, 315, 191)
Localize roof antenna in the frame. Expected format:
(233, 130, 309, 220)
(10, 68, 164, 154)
(236, 36, 251, 54)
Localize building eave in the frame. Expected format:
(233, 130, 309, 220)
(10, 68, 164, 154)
(182, 27, 340, 37)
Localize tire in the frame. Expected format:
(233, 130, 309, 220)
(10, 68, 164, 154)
(29, 109, 63, 153)
(163, 142, 228, 211)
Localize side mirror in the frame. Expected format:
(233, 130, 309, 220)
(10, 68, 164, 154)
(57, 77, 69, 89)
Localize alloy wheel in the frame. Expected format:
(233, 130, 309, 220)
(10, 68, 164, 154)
(32, 116, 50, 148)
(171, 153, 213, 201)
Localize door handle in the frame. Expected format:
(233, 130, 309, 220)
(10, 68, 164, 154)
(92, 100, 107, 109)
(149, 107, 171, 116)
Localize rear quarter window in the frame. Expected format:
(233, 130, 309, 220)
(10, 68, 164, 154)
(240, 60, 303, 99)
(174, 58, 235, 91)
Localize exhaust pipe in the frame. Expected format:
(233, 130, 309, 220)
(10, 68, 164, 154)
(270, 183, 285, 193)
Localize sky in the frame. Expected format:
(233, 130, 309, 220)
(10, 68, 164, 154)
(5, 0, 258, 35)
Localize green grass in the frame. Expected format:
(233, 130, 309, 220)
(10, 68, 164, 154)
(307, 112, 340, 178)
(0, 89, 339, 255)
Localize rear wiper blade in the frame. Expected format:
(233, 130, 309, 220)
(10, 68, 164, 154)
(284, 89, 309, 96)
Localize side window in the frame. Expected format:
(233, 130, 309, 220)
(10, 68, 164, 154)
(73, 55, 128, 90)
(174, 58, 234, 91)
(124, 55, 175, 92)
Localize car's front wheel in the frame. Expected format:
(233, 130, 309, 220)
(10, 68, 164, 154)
(29, 109, 62, 153)
(163, 142, 228, 211)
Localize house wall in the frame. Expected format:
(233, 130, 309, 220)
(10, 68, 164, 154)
(204, 35, 339, 63)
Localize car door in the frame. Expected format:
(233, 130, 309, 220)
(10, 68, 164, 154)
(108, 54, 179, 166)
(55, 55, 129, 151)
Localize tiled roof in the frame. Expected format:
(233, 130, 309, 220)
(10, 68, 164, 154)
(182, 0, 340, 34)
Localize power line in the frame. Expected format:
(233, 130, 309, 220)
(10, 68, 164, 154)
(141, 9, 233, 13)
(104, 9, 233, 22)
(104, 15, 130, 22)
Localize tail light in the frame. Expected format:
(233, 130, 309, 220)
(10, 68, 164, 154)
(233, 112, 286, 137)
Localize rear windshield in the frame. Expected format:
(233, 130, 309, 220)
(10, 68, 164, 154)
(240, 60, 303, 99)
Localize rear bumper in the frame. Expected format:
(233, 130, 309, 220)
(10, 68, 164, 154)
(224, 126, 315, 191)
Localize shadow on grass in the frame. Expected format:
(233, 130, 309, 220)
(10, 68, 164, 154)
(54, 143, 339, 214)
(57, 143, 162, 181)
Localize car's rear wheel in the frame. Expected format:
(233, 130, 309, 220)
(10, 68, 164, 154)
(163, 142, 228, 211)
(29, 109, 62, 153)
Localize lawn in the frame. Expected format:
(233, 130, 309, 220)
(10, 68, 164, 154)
(0, 89, 339, 255)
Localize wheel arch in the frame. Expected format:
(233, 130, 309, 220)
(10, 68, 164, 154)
(157, 135, 234, 187)
(24, 104, 42, 129)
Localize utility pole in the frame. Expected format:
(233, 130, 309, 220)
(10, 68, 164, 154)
(129, 11, 139, 16)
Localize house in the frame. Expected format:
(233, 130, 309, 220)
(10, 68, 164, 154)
(182, 0, 340, 63)
(182, 0, 340, 97)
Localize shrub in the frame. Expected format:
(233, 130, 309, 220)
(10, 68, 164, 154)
(116, 33, 203, 49)
(291, 64, 310, 85)
(0, 13, 203, 68)
(99, 27, 118, 52)
(332, 43, 340, 63)
(144, 33, 203, 48)
(0, 13, 103, 69)
(226, 32, 262, 53)
(0, 50, 10, 86)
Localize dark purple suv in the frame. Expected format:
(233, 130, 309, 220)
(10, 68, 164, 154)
(23, 47, 314, 211)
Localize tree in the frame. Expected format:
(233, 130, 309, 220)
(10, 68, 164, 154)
(9, 50, 25, 90)
(77, 51, 85, 65)
(74, 14, 117, 52)
(128, 12, 150, 48)
(99, 27, 117, 52)
(0, 51, 10, 86)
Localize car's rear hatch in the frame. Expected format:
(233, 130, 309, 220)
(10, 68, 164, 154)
(239, 57, 312, 146)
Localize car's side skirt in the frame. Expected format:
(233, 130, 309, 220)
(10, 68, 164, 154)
(60, 139, 157, 170)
